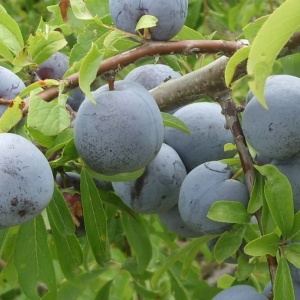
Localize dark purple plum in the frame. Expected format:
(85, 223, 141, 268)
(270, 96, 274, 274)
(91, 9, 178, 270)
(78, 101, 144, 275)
(35, 52, 69, 80)
(124, 64, 181, 90)
(112, 143, 186, 213)
(74, 80, 164, 175)
(109, 0, 188, 41)
(178, 161, 249, 235)
(0, 133, 54, 228)
(164, 102, 235, 172)
(243, 75, 300, 160)
(67, 87, 85, 112)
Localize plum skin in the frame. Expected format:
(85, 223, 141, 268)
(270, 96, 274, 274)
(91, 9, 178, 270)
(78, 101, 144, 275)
(164, 102, 235, 172)
(109, 0, 188, 41)
(178, 161, 249, 235)
(242, 75, 300, 160)
(112, 143, 187, 214)
(212, 285, 268, 300)
(74, 80, 164, 175)
(124, 64, 181, 90)
(0, 133, 54, 228)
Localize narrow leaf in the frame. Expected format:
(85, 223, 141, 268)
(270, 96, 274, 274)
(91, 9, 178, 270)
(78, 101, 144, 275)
(208, 200, 251, 224)
(80, 169, 110, 266)
(247, 171, 265, 214)
(274, 257, 295, 300)
(283, 243, 300, 268)
(70, 0, 93, 20)
(244, 232, 280, 256)
(161, 112, 190, 134)
(122, 213, 152, 274)
(79, 44, 104, 103)
(256, 164, 294, 237)
(14, 216, 57, 300)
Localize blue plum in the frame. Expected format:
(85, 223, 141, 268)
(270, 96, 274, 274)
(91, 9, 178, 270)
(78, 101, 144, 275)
(124, 64, 181, 90)
(178, 161, 249, 235)
(66, 87, 85, 112)
(109, 0, 188, 41)
(158, 205, 202, 238)
(112, 143, 187, 213)
(0, 66, 25, 117)
(243, 75, 300, 160)
(74, 80, 164, 175)
(164, 102, 235, 172)
(0, 133, 54, 227)
(212, 285, 268, 300)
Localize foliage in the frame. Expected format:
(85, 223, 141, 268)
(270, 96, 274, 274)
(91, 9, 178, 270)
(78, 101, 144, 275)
(0, 0, 300, 300)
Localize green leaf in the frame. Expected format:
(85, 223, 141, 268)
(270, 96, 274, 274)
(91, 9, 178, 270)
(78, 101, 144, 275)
(46, 185, 75, 236)
(79, 44, 104, 103)
(86, 164, 145, 182)
(19, 80, 59, 98)
(14, 216, 57, 300)
(282, 243, 300, 268)
(225, 46, 250, 86)
(151, 236, 212, 287)
(173, 25, 205, 40)
(70, 0, 93, 20)
(236, 254, 255, 281)
(26, 127, 56, 148)
(80, 169, 110, 266)
(290, 211, 300, 241)
(208, 200, 251, 224)
(27, 30, 67, 64)
(122, 213, 152, 274)
(95, 280, 113, 300)
(274, 257, 295, 300)
(27, 96, 70, 136)
(247, 171, 265, 214)
(244, 232, 280, 256)
(0, 96, 24, 133)
(48, 211, 83, 283)
(168, 269, 190, 300)
(255, 164, 294, 237)
(0, 5, 24, 54)
(49, 138, 79, 168)
(247, 0, 300, 108)
(242, 16, 268, 42)
(214, 225, 246, 263)
(0, 40, 14, 61)
(161, 112, 190, 134)
(135, 15, 158, 31)
(0, 228, 9, 256)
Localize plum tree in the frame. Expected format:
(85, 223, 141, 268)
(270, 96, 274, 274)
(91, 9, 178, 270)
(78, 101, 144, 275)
(109, 0, 188, 41)
(212, 285, 268, 300)
(74, 80, 164, 175)
(158, 205, 202, 238)
(271, 153, 300, 212)
(124, 64, 181, 90)
(112, 143, 187, 213)
(35, 52, 69, 80)
(164, 102, 235, 171)
(0, 66, 26, 117)
(242, 75, 300, 160)
(0, 133, 54, 227)
(178, 161, 249, 235)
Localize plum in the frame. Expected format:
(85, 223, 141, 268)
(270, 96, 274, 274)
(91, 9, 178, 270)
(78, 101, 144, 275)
(0, 66, 25, 117)
(74, 80, 164, 175)
(164, 102, 235, 172)
(35, 52, 69, 80)
(109, 0, 188, 41)
(271, 153, 300, 212)
(112, 143, 187, 213)
(158, 205, 202, 238)
(242, 75, 300, 160)
(66, 87, 85, 112)
(178, 161, 249, 235)
(124, 64, 181, 91)
(0, 133, 54, 227)
(212, 285, 268, 300)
